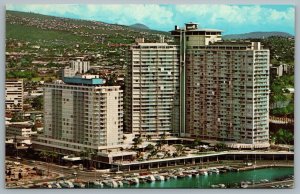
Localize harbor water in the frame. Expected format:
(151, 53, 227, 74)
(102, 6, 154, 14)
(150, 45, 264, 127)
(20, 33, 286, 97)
(90, 167, 293, 189)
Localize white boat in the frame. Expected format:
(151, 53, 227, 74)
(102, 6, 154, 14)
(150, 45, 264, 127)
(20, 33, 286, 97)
(64, 180, 74, 188)
(58, 181, 69, 188)
(147, 175, 156, 182)
(154, 175, 165, 181)
(110, 180, 118, 188)
(218, 184, 226, 188)
(55, 183, 62, 188)
(122, 178, 131, 185)
(114, 176, 122, 180)
(240, 181, 248, 188)
(93, 180, 104, 187)
(208, 168, 219, 174)
(117, 181, 123, 187)
(199, 170, 208, 176)
(73, 182, 85, 188)
(132, 177, 139, 184)
(170, 174, 177, 179)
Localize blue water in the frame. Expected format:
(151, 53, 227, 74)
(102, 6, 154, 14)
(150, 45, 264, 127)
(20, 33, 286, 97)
(117, 167, 294, 188)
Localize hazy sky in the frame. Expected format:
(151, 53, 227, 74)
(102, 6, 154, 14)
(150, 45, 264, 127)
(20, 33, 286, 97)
(6, 4, 295, 35)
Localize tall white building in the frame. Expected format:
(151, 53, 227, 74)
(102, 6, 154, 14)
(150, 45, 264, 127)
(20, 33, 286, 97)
(70, 59, 90, 74)
(5, 79, 23, 112)
(60, 59, 91, 79)
(171, 23, 270, 148)
(34, 75, 124, 155)
(125, 42, 180, 138)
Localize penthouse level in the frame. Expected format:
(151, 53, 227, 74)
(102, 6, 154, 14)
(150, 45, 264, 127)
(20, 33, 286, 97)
(63, 75, 106, 85)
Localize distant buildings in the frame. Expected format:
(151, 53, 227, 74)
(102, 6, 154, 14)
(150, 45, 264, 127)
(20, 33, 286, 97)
(5, 122, 36, 147)
(270, 63, 291, 78)
(5, 79, 23, 112)
(6, 123, 36, 139)
(33, 75, 124, 155)
(125, 42, 180, 138)
(59, 58, 91, 79)
(70, 59, 90, 74)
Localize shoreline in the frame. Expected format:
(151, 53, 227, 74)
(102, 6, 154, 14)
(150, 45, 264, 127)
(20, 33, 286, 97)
(6, 159, 294, 188)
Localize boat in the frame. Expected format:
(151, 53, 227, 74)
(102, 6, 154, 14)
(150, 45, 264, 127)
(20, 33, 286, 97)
(113, 176, 123, 180)
(218, 184, 226, 188)
(146, 175, 156, 182)
(93, 180, 104, 187)
(138, 176, 147, 183)
(154, 175, 165, 181)
(110, 180, 118, 188)
(73, 182, 85, 188)
(191, 170, 199, 176)
(169, 174, 177, 179)
(117, 181, 123, 187)
(122, 178, 132, 185)
(64, 180, 74, 188)
(208, 168, 219, 174)
(132, 177, 139, 184)
(260, 179, 269, 183)
(58, 181, 70, 188)
(176, 173, 185, 179)
(240, 181, 248, 188)
(199, 170, 208, 176)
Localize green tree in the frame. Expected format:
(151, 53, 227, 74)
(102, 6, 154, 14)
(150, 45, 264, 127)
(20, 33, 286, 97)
(215, 142, 227, 151)
(174, 144, 184, 156)
(193, 137, 201, 148)
(145, 144, 154, 151)
(132, 136, 143, 148)
(146, 135, 152, 142)
(32, 96, 43, 110)
(274, 128, 293, 145)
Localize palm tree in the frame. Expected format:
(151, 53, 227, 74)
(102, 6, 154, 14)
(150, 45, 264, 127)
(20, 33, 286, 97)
(132, 136, 143, 149)
(174, 144, 184, 156)
(193, 137, 201, 148)
(39, 151, 50, 176)
(149, 149, 158, 159)
(156, 141, 163, 151)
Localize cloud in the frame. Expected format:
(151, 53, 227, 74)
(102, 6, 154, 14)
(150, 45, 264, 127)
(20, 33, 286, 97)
(6, 4, 294, 34)
(174, 4, 294, 25)
(7, 4, 174, 27)
(6, 4, 81, 16)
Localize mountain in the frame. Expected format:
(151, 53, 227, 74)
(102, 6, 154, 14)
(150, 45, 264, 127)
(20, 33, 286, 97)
(6, 10, 170, 47)
(129, 23, 150, 30)
(223, 32, 294, 40)
(5, 10, 171, 67)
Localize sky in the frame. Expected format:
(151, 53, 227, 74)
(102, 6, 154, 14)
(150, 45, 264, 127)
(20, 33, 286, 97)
(6, 4, 295, 35)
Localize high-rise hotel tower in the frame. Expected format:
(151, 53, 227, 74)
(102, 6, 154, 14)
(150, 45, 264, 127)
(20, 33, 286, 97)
(125, 41, 180, 138)
(34, 75, 124, 154)
(126, 23, 270, 148)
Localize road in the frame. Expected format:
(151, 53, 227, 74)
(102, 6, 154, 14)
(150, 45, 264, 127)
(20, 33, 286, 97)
(6, 156, 106, 181)
(248, 180, 294, 188)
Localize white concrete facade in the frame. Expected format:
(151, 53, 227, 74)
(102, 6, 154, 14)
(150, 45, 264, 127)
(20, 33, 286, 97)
(125, 43, 180, 138)
(5, 79, 23, 111)
(36, 80, 123, 153)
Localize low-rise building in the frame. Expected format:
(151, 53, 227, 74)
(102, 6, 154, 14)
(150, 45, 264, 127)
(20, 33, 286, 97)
(5, 79, 23, 112)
